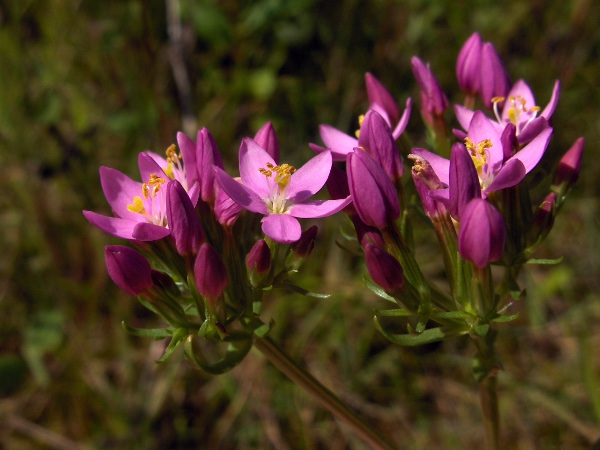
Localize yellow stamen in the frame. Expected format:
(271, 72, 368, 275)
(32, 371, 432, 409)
(127, 196, 146, 214)
(164, 144, 180, 179)
(464, 137, 493, 172)
(355, 114, 365, 138)
(259, 162, 297, 189)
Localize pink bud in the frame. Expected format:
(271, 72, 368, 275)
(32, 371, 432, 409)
(364, 243, 405, 292)
(105, 246, 153, 296)
(253, 122, 280, 163)
(456, 32, 483, 95)
(194, 243, 228, 300)
(458, 199, 506, 268)
(554, 137, 584, 189)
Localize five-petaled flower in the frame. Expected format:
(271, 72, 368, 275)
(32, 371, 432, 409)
(214, 138, 352, 244)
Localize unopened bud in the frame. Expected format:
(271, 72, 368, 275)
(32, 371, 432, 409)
(105, 246, 153, 296)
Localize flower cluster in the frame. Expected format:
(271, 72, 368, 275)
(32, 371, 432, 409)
(85, 123, 347, 370)
(85, 33, 583, 383)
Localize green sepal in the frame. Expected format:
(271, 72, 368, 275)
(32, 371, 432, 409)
(491, 312, 520, 323)
(374, 316, 468, 346)
(157, 328, 188, 363)
(363, 276, 396, 303)
(374, 308, 413, 317)
(275, 282, 330, 299)
(121, 321, 172, 339)
(432, 311, 473, 320)
(525, 257, 563, 265)
(184, 331, 253, 375)
(473, 323, 489, 337)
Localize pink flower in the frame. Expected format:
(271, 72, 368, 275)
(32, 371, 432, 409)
(83, 153, 176, 241)
(456, 79, 560, 144)
(214, 138, 352, 244)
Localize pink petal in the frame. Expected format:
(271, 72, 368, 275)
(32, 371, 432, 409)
(319, 124, 358, 158)
(138, 152, 167, 182)
(541, 80, 560, 120)
(454, 104, 475, 131)
(510, 127, 553, 173)
(261, 214, 302, 244)
(83, 211, 169, 241)
(99, 167, 143, 221)
(468, 111, 503, 171)
(239, 138, 276, 198)
(485, 158, 526, 193)
(411, 148, 450, 185)
(287, 150, 332, 203)
(213, 166, 268, 215)
(289, 196, 352, 219)
(392, 98, 412, 139)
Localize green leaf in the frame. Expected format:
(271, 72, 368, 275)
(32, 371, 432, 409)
(121, 322, 173, 339)
(491, 313, 520, 323)
(275, 282, 330, 299)
(525, 257, 563, 265)
(374, 316, 468, 346)
(157, 328, 188, 363)
(363, 276, 396, 303)
(375, 308, 413, 317)
(432, 311, 473, 320)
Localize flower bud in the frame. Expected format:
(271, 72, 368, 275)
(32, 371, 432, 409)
(358, 109, 404, 182)
(253, 122, 280, 163)
(411, 56, 449, 125)
(480, 43, 510, 109)
(105, 246, 153, 296)
(194, 243, 229, 301)
(527, 192, 556, 248)
(196, 128, 224, 204)
(449, 143, 481, 221)
(554, 137, 584, 190)
(246, 239, 271, 274)
(351, 214, 385, 249)
(364, 243, 405, 293)
(214, 184, 244, 227)
(456, 32, 483, 95)
(458, 199, 506, 268)
(409, 153, 448, 219)
(365, 72, 400, 125)
(166, 180, 205, 256)
(347, 150, 400, 229)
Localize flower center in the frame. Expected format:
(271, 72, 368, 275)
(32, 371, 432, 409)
(464, 137, 493, 183)
(127, 173, 168, 226)
(259, 162, 297, 214)
(492, 95, 540, 135)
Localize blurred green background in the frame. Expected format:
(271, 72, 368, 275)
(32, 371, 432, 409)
(1, 0, 599, 448)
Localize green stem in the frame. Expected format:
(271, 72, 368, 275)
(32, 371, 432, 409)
(472, 330, 501, 450)
(253, 336, 398, 450)
(479, 374, 500, 450)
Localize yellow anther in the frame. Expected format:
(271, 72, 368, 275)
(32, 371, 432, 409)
(491, 96, 505, 104)
(165, 144, 179, 162)
(259, 162, 297, 189)
(141, 174, 166, 199)
(127, 196, 146, 214)
(259, 168, 272, 177)
(355, 114, 366, 139)
(464, 137, 493, 171)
